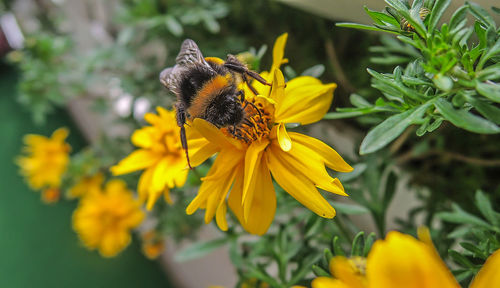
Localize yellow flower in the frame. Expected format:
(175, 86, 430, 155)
(72, 179, 145, 257)
(311, 229, 500, 288)
(185, 33, 352, 235)
(16, 127, 71, 190)
(41, 187, 61, 204)
(68, 172, 104, 198)
(111, 107, 188, 210)
(141, 230, 165, 260)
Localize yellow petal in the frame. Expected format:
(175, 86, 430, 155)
(186, 150, 240, 217)
(110, 149, 160, 175)
(276, 123, 292, 152)
(267, 146, 336, 218)
(271, 33, 289, 72)
(228, 162, 276, 235)
(146, 189, 163, 210)
(312, 277, 350, 288)
(137, 166, 155, 203)
(215, 201, 228, 231)
(131, 127, 154, 148)
(275, 76, 336, 125)
(470, 249, 500, 288)
(290, 132, 353, 172)
(204, 166, 237, 224)
(150, 158, 170, 193)
(163, 187, 173, 204)
(330, 256, 367, 288)
(270, 140, 347, 196)
(51, 127, 70, 142)
(242, 139, 269, 207)
(269, 68, 286, 104)
(367, 231, 460, 288)
(192, 118, 242, 150)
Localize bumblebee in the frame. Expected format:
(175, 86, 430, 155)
(159, 39, 270, 168)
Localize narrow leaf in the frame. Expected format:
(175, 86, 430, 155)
(360, 103, 432, 154)
(475, 190, 499, 226)
(434, 98, 500, 134)
(428, 0, 451, 32)
(334, 202, 370, 215)
(466, 1, 496, 28)
(175, 237, 229, 261)
(351, 232, 365, 256)
(336, 22, 399, 34)
(466, 96, 500, 124)
(475, 81, 500, 103)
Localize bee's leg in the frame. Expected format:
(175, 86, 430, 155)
(175, 103, 193, 169)
(224, 54, 271, 86)
(236, 89, 245, 103)
(246, 100, 262, 118)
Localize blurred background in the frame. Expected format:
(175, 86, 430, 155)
(1, 0, 499, 287)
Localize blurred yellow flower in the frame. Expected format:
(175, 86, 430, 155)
(141, 230, 165, 260)
(16, 127, 71, 191)
(68, 172, 104, 198)
(72, 179, 144, 257)
(111, 107, 188, 210)
(186, 33, 352, 235)
(311, 229, 500, 288)
(41, 187, 61, 204)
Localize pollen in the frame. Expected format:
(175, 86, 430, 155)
(223, 97, 273, 144)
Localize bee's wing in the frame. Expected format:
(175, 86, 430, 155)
(159, 66, 185, 95)
(159, 39, 213, 95)
(175, 39, 212, 68)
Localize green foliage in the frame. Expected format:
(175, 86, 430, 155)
(437, 190, 500, 285)
(8, 34, 82, 124)
(333, 0, 500, 154)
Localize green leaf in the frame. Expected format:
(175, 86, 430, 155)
(433, 74, 453, 91)
(428, 0, 451, 32)
(386, 0, 427, 37)
(449, 6, 469, 30)
(448, 249, 475, 268)
(434, 98, 500, 134)
(334, 202, 370, 215)
(350, 94, 372, 108)
(466, 1, 496, 29)
(202, 15, 220, 33)
(475, 190, 499, 226)
(477, 63, 500, 81)
(493, 7, 500, 15)
(460, 242, 488, 258)
(475, 81, 500, 103)
(302, 64, 325, 78)
(311, 265, 331, 277)
(336, 22, 399, 34)
(175, 237, 229, 261)
(363, 233, 377, 257)
(364, 6, 400, 27)
(455, 270, 475, 283)
(164, 15, 183, 37)
(289, 254, 322, 285)
(351, 232, 365, 256)
(466, 95, 500, 124)
(337, 163, 367, 182)
(476, 38, 500, 71)
(437, 203, 498, 231)
(368, 69, 427, 101)
(360, 103, 432, 154)
(332, 236, 345, 256)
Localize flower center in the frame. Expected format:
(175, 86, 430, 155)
(223, 98, 273, 144)
(348, 256, 367, 276)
